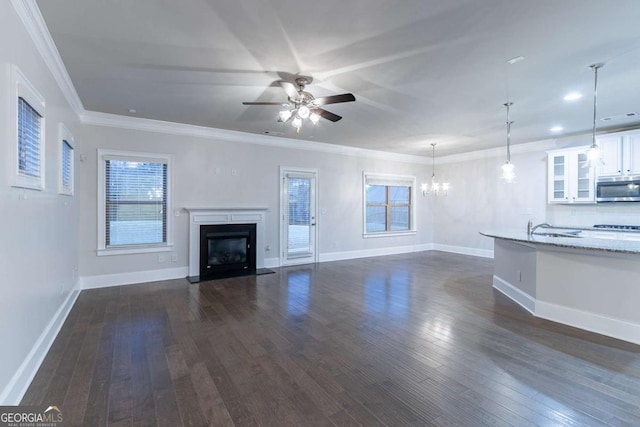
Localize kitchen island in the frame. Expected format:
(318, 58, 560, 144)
(481, 229, 640, 345)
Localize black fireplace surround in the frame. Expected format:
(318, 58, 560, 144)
(199, 223, 256, 280)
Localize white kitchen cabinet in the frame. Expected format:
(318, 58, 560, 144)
(596, 132, 640, 177)
(597, 135, 623, 176)
(547, 146, 595, 204)
(625, 134, 640, 175)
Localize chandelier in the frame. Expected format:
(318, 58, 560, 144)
(422, 143, 449, 196)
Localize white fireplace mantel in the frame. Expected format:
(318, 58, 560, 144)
(185, 207, 268, 277)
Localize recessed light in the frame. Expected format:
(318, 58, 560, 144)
(550, 126, 563, 132)
(506, 56, 525, 65)
(563, 93, 582, 101)
(128, 108, 137, 113)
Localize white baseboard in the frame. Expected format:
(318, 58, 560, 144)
(319, 243, 433, 263)
(432, 243, 494, 259)
(80, 246, 491, 288)
(81, 266, 189, 289)
(264, 257, 280, 269)
(0, 282, 81, 405)
(493, 275, 640, 345)
(492, 275, 535, 314)
(536, 301, 640, 345)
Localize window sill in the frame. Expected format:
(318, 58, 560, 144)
(363, 230, 417, 239)
(97, 244, 173, 257)
(13, 176, 44, 191)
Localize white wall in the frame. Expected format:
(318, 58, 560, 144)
(434, 134, 640, 254)
(0, 2, 80, 404)
(76, 123, 435, 284)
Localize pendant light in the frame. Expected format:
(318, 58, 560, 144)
(585, 63, 605, 168)
(422, 143, 449, 196)
(501, 102, 516, 182)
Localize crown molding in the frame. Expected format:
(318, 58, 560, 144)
(10, 0, 84, 115)
(80, 110, 432, 164)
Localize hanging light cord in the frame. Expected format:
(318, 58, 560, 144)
(590, 64, 601, 147)
(504, 102, 513, 162)
(431, 143, 436, 179)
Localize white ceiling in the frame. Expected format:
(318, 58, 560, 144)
(36, 0, 640, 157)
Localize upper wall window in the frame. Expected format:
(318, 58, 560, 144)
(97, 149, 172, 256)
(11, 66, 46, 190)
(363, 172, 416, 237)
(59, 124, 74, 195)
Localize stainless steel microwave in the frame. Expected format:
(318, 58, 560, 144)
(596, 176, 640, 202)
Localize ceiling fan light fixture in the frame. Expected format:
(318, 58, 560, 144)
(291, 116, 302, 130)
(243, 75, 355, 132)
(297, 105, 310, 119)
(279, 109, 292, 122)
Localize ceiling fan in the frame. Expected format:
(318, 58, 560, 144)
(242, 76, 356, 132)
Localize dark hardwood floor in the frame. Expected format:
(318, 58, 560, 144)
(22, 251, 640, 426)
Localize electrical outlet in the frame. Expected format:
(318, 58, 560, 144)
(171, 254, 178, 262)
(158, 254, 166, 263)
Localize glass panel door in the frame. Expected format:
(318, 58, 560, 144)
(281, 170, 317, 265)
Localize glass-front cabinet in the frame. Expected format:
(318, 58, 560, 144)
(547, 147, 595, 204)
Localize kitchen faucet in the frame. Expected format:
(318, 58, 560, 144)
(527, 221, 552, 236)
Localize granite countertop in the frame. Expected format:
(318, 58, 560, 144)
(480, 229, 640, 255)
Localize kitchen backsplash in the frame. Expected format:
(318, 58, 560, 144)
(548, 203, 640, 227)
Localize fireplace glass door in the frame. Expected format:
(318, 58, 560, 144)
(199, 224, 256, 279)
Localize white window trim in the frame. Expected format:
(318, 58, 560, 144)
(363, 171, 417, 238)
(58, 123, 74, 196)
(10, 65, 46, 190)
(97, 149, 173, 256)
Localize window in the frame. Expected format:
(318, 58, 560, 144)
(363, 172, 416, 236)
(98, 150, 172, 255)
(11, 66, 46, 190)
(59, 124, 74, 195)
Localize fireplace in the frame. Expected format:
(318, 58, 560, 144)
(199, 224, 256, 280)
(185, 207, 269, 283)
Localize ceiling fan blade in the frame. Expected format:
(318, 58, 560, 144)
(312, 93, 356, 106)
(242, 101, 287, 106)
(313, 108, 342, 122)
(279, 81, 300, 100)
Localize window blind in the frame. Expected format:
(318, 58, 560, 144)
(61, 140, 73, 191)
(18, 97, 42, 178)
(105, 160, 167, 247)
(365, 174, 414, 187)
